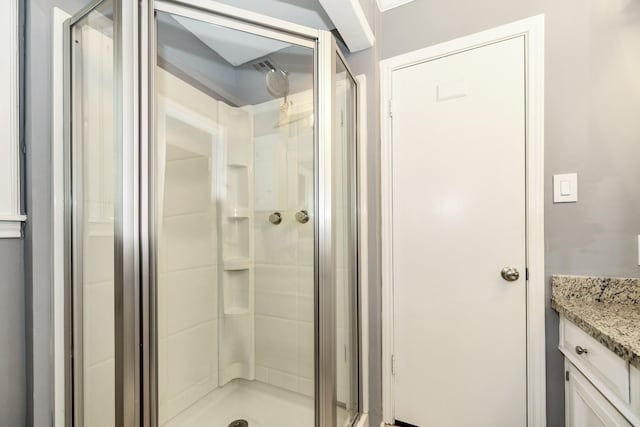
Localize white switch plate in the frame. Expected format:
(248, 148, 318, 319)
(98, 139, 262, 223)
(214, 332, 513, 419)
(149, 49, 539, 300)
(553, 173, 578, 203)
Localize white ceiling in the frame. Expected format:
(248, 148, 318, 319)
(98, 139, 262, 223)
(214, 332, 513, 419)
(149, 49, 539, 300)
(376, 0, 416, 12)
(173, 0, 335, 66)
(173, 15, 291, 66)
(213, 0, 334, 30)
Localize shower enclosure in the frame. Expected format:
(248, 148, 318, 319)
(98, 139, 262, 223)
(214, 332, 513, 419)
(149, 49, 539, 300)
(64, 1, 360, 426)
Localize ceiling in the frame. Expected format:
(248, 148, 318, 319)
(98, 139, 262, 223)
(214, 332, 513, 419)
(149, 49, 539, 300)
(157, 12, 315, 107)
(172, 15, 291, 67)
(211, 0, 334, 30)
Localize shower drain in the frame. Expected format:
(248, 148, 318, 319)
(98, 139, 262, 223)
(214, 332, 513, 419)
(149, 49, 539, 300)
(228, 420, 248, 427)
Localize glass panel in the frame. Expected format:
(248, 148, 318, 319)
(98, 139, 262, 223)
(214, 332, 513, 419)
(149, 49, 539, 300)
(335, 56, 359, 427)
(70, 2, 116, 426)
(155, 11, 315, 426)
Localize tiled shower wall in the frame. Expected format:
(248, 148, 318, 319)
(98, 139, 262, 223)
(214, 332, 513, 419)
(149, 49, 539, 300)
(253, 92, 316, 397)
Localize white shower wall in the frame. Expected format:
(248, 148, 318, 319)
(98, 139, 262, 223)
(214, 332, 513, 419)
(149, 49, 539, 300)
(82, 64, 352, 425)
(252, 92, 316, 397)
(157, 69, 320, 423)
(158, 69, 258, 422)
(157, 69, 221, 424)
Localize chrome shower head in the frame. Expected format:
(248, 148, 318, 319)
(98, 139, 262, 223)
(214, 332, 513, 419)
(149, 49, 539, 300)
(265, 67, 290, 99)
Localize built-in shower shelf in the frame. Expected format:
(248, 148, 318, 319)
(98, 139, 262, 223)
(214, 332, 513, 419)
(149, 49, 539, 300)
(227, 207, 250, 219)
(223, 307, 250, 316)
(223, 258, 251, 270)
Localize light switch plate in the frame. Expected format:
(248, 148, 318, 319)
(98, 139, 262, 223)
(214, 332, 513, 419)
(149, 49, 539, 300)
(553, 173, 578, 203)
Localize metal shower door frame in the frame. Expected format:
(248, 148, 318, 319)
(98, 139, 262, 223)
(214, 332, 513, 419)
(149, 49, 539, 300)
(143, 2, 346, 427)
(64, 0, 140, 425)
(65, 0, 361, 425)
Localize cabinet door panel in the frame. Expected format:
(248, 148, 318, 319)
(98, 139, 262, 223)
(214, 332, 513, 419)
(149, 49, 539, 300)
(566, 362, 632, 427)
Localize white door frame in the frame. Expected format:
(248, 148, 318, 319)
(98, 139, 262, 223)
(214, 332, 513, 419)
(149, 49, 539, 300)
(380, 15, 546, 427)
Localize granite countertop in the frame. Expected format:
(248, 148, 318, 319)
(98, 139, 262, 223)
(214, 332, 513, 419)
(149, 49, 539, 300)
(551, 275, 640, 369)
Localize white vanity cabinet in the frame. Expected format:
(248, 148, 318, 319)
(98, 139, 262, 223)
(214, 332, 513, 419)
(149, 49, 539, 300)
(565, 362, 632, 427)
(560, 316, 640, 427)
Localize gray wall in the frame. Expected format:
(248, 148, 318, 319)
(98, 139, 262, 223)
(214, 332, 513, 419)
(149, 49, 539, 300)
(358, 0, 377, 30)
(0, 240, 26, 426)
(24, 0, 92, 425)
(379, 1, 640, 426)
(1, 2, 27, 426)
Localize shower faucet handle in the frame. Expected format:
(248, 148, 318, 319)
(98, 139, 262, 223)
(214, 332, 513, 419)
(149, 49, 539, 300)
(269, 212, 282, 225)
(295, 210, 310, 224)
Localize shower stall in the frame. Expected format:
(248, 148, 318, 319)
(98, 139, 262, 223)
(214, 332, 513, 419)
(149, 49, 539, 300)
(64, 1, 360, 426)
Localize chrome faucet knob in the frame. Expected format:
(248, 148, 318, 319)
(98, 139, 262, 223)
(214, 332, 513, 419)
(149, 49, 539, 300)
(269, 212, 282, 225)
(295, 210, 310, 224)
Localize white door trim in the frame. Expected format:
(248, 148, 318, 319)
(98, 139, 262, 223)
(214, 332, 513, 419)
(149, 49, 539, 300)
(356, 74, 370, 417)
(380, 14, 546, 427)
(52, 7, 71, 427)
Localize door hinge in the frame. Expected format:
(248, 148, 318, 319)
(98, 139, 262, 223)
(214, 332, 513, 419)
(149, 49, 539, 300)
(526, 268, 529, 281)
(391, 354, 396, 376)
(565, 370, 570, 382)
(388, 99, 393, 118)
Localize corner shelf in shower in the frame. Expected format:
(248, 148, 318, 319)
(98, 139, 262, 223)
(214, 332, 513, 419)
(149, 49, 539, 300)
(223, 307, 250, 316)
(227, 207, 250, 219)
(218, 101, 255, 385)
(223, 257, 251, 271)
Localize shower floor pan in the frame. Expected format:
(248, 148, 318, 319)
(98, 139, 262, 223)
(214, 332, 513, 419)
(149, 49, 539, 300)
(163, 379, 352, 427)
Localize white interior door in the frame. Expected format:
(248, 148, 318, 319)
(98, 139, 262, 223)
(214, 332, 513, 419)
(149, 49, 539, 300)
(390, 36, 527, 427)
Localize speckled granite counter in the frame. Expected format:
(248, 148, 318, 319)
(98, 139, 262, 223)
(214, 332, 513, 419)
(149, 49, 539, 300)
(552, 275, 640, 369)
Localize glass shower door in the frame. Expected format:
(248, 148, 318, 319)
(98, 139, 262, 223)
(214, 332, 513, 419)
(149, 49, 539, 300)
(154, 7, 317, 426)
(68, 2, 116, 426)
(335, 55, 359, 427)
(67, 0, 140, 425)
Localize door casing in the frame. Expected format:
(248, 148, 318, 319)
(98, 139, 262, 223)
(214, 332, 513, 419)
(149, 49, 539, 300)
(379, 14, 546, 427)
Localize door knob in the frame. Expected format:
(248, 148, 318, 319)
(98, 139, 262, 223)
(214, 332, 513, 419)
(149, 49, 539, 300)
(501, 267, 520, 282)
(295, 210, 310, 224)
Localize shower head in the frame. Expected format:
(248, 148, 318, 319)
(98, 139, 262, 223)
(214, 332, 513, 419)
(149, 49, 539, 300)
(265, 67, 290, 99)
